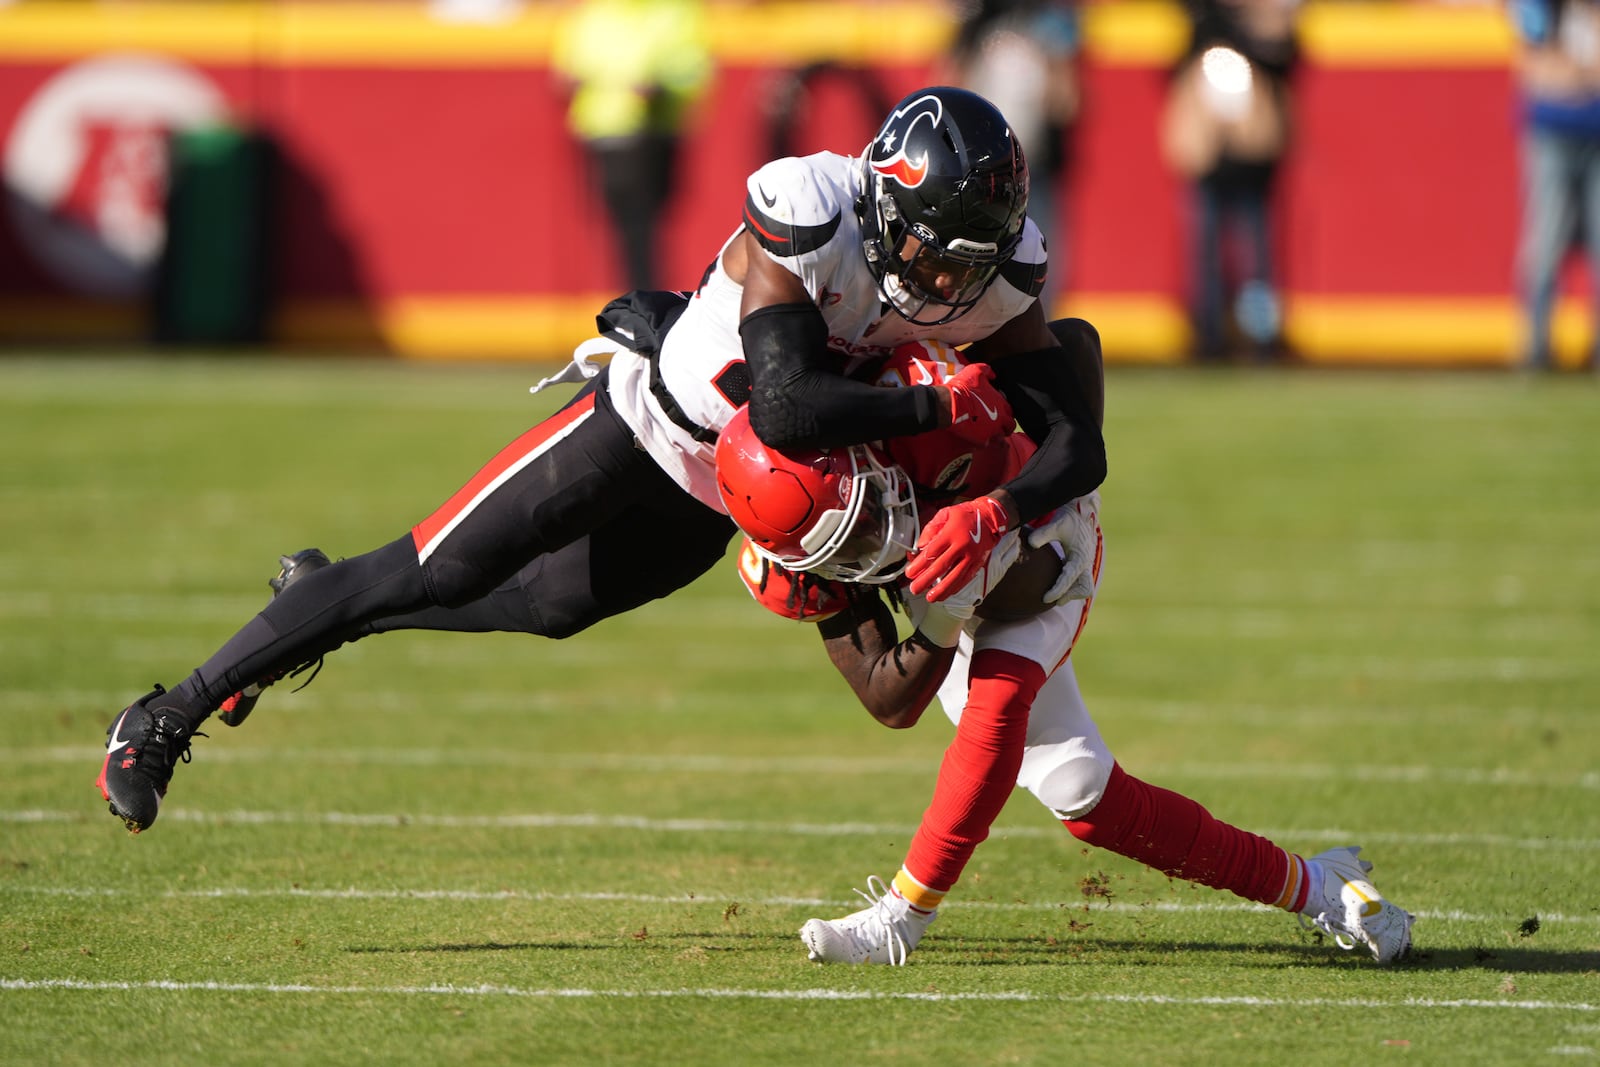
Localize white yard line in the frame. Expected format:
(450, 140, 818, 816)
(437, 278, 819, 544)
(22, 745, 1600, 791)
(8, 884, 1598, 926)
(7, 806, 1600, 853)
(0, 977, 1594, 1013)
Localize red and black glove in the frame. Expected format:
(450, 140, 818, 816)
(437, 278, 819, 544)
(906, 495, 1009, 602)
(943, 362, 1013, 445)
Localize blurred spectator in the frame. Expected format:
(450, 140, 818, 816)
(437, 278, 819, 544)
(1161, 0, 1299, 361)
(942, 0, 1082, 311)
(552, 0, 711, 290)
(1511, 0, 1600, 371)
(763, 62, 891, 162)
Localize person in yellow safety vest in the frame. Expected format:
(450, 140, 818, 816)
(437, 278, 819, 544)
(552, 0, 713, 290)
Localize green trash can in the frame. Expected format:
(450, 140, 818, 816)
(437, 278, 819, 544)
(154, 124, 275, 345)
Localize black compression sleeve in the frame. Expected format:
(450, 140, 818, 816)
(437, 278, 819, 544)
(740, 302, 942, 449)
(991, 340, 1108, 523)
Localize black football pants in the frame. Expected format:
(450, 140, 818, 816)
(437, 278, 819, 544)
(174, 371, 736, 715)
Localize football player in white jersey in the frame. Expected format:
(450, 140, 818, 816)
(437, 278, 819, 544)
(714, 340, 1415, 968)
(98, 87, 1108, 836)
(611, 85, 1102, 587)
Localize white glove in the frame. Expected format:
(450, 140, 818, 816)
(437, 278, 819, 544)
(905, 529, 1022, 646)
(1025, 492, 1100, 604)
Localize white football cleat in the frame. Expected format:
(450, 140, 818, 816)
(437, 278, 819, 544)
(1298, 846, 1414, 964)
(799, 875, 936, 966)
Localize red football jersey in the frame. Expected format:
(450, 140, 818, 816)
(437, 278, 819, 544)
(872, 340, 1033, 518)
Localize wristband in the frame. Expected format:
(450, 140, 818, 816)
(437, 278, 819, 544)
(909, 599, 966, 648)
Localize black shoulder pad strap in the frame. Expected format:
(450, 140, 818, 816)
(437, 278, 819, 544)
(595, 289, 693, 358)
(595, 289, 717, 444)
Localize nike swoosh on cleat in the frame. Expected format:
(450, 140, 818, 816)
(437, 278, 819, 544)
(106, 710, 131, 754)
(1342, 877, 1383, 918)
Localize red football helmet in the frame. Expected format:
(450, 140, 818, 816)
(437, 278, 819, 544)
(714, 407, 919, 584)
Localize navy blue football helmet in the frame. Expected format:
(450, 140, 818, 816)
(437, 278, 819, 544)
(859, 87, 1029, 326)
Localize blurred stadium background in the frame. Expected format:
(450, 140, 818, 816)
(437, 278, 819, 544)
(0, 0, 1584, 368)
(4, 5, 1599, 1059)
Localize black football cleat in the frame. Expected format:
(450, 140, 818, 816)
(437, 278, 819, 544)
(268, 547, 333, 597)
(218, 548, 332, 727)
(96, 686, 202, 834)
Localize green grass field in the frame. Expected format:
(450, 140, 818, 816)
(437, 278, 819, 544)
(3, 356, 1597, 1065)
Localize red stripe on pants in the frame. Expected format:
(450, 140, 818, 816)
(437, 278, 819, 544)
(411, 394, 596, 558)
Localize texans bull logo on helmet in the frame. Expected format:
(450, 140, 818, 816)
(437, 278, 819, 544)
(858, 87, 1033, 326)
(868, 94, 945, 190)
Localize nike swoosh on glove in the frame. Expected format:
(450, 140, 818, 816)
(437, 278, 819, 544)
(1025, 492, 1101, 603)
(906, 495, 1009, 602)
(944, 362, 1013, 445)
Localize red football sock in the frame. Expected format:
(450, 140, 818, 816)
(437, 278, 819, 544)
(901, 650, 1046, 894)
(1062, 763, 1307, 910)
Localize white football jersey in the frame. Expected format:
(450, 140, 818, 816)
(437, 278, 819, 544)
(606, 150, 1047, 512)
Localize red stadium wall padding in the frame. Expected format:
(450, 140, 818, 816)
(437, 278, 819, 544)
(0, 1, 1575, 364)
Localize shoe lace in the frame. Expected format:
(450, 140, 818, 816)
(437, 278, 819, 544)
(142, 712, 204, 781)
(246, 654, 326, 697)
(1297, 910, 1358, 953)
(848, 875, 910, 966)
(286, 656, 324, 692)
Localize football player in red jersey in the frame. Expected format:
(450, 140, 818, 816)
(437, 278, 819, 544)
(98, 86, 1106, 835)
(714, 340, 1414, 967)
